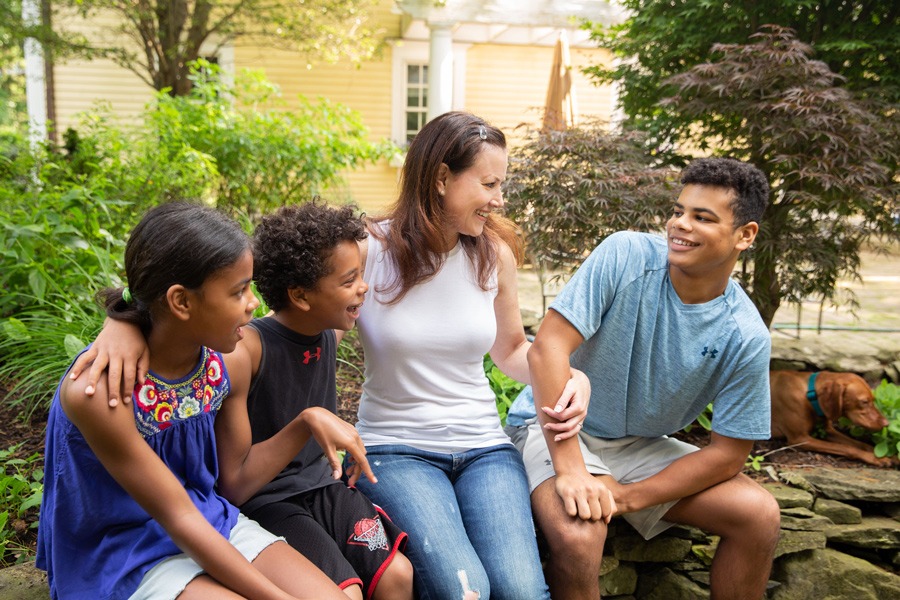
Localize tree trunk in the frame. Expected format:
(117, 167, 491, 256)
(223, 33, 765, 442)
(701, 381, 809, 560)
(751, 202, 790, 328)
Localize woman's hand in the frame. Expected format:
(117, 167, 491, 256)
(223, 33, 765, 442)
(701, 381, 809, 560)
(69, 319, 149, 407)
(541, 368, 590, 442)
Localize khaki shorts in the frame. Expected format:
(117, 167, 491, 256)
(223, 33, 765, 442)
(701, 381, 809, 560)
(507, 420, 699, 540)
(129, 514, 284, 600)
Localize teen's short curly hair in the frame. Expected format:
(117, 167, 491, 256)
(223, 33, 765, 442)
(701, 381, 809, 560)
(681, 158, 769, 227)
(253, 202, 367, 312)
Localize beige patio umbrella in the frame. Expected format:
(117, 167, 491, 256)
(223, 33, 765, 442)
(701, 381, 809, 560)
(541, 31, 577, 133)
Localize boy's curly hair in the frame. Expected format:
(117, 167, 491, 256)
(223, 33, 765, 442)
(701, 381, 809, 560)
(253, 202, 367, 312)
(681, 158, 769, 227)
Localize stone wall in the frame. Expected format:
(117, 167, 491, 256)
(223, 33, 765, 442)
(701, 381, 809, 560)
(593, 467, 900, 599)
(770, 335, 900, 385)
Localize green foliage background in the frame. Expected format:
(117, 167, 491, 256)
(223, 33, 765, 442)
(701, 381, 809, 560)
(0, 63, 387, 420)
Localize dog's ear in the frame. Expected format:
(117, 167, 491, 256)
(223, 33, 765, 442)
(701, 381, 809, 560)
(820, 380, 845, 423)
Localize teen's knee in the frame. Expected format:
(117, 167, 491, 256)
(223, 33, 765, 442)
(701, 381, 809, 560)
(751, 484, 781, 544)
(533, 481, 608, 564)
(725, 478, 781, 542)
(545, 516, 607, 565)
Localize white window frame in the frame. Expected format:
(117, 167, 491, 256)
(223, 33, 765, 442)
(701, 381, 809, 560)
(390, 40, 468, 147)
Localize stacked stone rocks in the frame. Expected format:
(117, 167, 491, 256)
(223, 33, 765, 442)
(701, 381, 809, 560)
(594, 467, 900, 599)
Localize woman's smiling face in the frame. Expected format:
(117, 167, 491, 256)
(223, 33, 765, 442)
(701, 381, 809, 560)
(437, 143, 508, 249)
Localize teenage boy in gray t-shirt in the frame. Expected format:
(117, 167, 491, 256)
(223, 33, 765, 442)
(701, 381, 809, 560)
(506, 157, 780, 600)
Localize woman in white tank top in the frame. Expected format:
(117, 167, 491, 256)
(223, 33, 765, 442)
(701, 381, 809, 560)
(351, 111, 589, 600)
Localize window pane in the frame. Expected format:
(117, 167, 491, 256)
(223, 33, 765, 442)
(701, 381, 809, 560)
(406, 112, 419, 131)
(407, 65, 419, 84)
(407, 89, 420, 107)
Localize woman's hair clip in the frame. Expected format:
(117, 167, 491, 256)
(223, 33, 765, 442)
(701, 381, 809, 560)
(478, 125, 487, 140)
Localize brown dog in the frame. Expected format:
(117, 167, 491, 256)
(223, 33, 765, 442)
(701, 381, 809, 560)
(770, 370, 893, 467)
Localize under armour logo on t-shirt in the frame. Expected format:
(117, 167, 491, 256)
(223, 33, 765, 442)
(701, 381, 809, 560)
(302, 347, 322, 364)
(701, 346, 719, 359)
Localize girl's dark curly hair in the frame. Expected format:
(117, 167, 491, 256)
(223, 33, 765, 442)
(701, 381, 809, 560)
(253, 202, 367, 312)
(681, 158, 769, 227)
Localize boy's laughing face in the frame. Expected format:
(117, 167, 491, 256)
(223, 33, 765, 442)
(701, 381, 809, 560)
(302, 240, 368, 332)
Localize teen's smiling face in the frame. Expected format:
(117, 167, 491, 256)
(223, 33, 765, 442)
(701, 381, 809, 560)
(666, 184, 756, 282)
(436, 143, 508, 249)
(303, 240, 368, 332)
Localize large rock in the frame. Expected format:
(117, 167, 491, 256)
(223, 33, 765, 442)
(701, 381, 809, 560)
(611, 535, 693, 563)
(0, 562, 49, 600)
(779, 467, 900, 502)
(826, 516, 900, 549)
(637, 567, 710, 600)
(779, 507, 834, 531)
(769, 548, 900, 600)
(813, 498, 863, 524)
(774, 529, 827, 558)
(770, 336, 900, 381)
(762, 482, 814, 509)
(599, 562, 637, 597)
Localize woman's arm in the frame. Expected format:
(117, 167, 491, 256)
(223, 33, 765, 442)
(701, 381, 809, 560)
(60, 376, 299, 600)
(69, 319, 149, 407)
(488, 242, 531, 381)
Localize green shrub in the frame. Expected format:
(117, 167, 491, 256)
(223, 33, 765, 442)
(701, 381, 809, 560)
(0, 444, 43, 566)
(147, 61, 393, 218)
(0, 61, 388, 419)
(506, 121, 675, 274)
(844, 380, 900, 459)
(483, 354, 525, 425)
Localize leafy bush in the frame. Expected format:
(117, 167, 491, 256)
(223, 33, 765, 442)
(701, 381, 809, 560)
(845, 380, 900, 459)
(148, 61, 393, 218)
(682, 403, 713, 434)
(0, 444, 43, 566)
(506, 120, 675, 274)
(0, 62, 388, 418)
(483, 354, 525, 425)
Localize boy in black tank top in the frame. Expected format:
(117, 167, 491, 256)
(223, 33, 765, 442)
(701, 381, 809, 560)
(214, 204, 412, 600)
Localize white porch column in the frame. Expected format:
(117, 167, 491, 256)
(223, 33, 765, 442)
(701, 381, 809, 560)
(427, 21, 454, 121)
(22, 0, 47, 146)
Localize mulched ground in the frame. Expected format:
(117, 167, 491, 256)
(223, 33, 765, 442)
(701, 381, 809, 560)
(673, 427, 874, 483)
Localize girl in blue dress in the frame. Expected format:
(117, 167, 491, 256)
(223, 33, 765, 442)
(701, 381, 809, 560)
(36, 202, 346, 600)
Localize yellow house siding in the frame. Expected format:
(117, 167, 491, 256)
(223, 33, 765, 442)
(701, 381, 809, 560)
(463, 44, 615, 140)
(52, 9, 154, 133)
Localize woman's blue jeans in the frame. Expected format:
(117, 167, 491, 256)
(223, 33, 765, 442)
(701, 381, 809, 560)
(354, 443, 550, 600)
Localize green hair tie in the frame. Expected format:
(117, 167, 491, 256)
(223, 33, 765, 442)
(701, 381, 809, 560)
(122, 287, 133, 304)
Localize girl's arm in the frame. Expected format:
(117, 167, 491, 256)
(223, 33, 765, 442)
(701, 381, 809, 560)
(489, 242, 591, 440)
(60, 376, 301, 600)
(69, 319, 149, 407)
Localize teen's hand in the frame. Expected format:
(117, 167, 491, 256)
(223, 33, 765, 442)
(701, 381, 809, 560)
(541, 368, 590, 441)
(69, 319, 149, 407)
(301, 408, 376, 487)
(554, 469, 616, 523)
